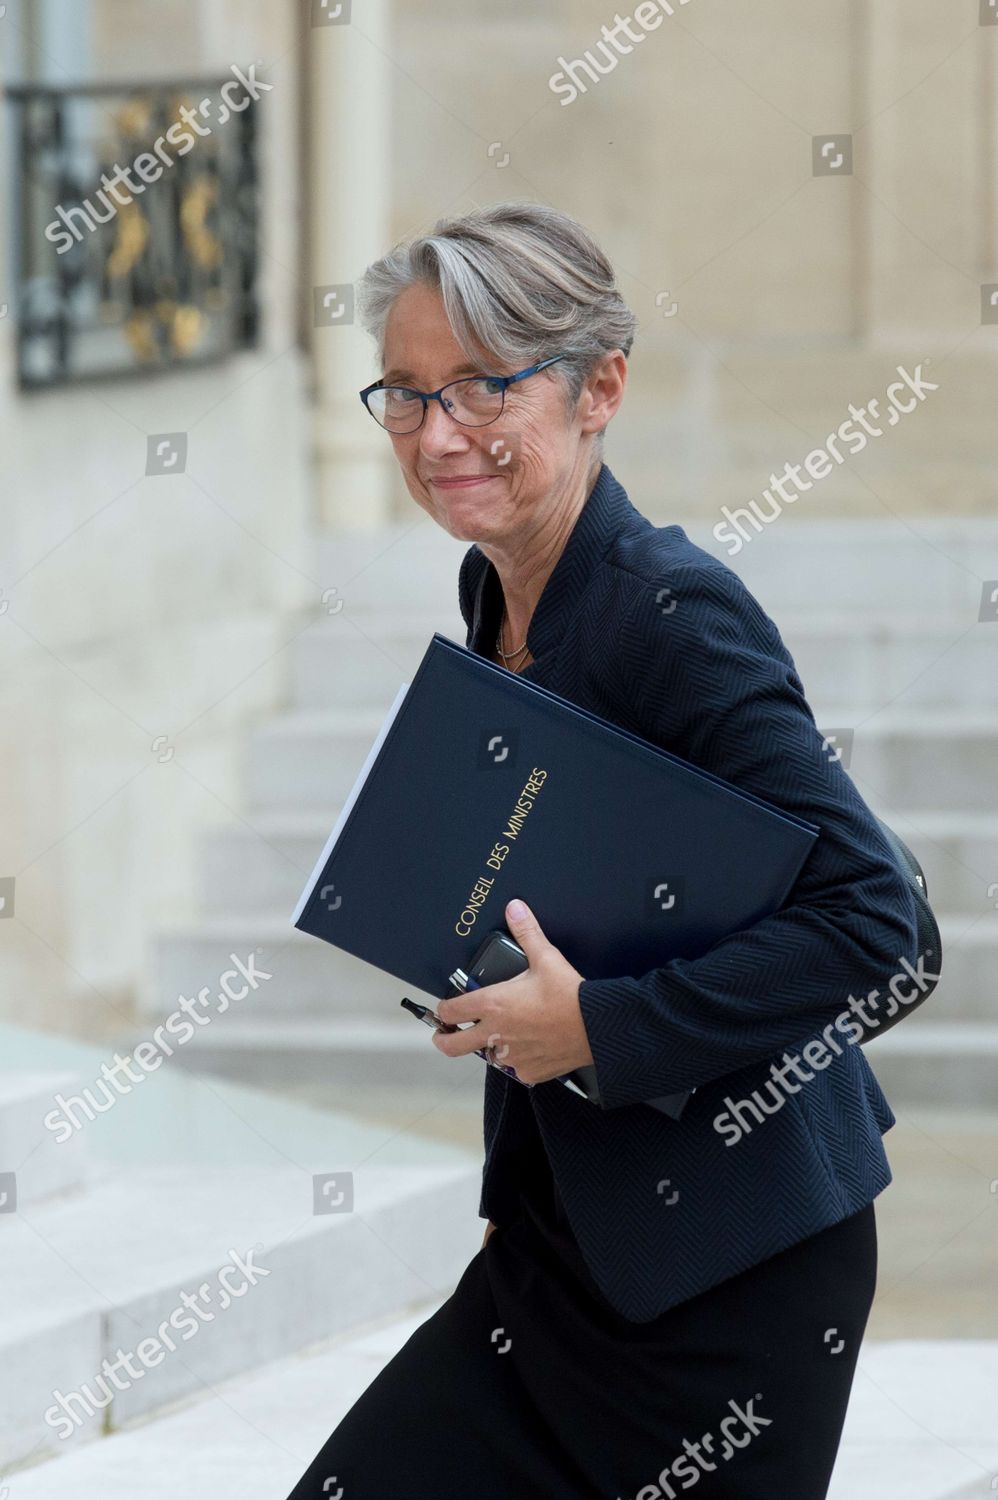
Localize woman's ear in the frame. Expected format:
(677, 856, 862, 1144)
(580, 349, 627, 435)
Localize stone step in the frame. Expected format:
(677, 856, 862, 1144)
(141, 918, 429, 1021)
(242, 704, 998, 818)
(314, 516, 469, 616)
(839, 710, 998, 812)
(879, 916, 992, 1024)
(690, 519, 998, 624)
(288, 607, 997, 712)
(0, 1072, 92, 1206)
(125, 995, 998, 1111)
(863, 1023, 998, 1111)
(890, 811, 998, 914)
(289, 609, 466, 710)
(122, 1013, 464, 1096)
(314, 517, 998, 620)
(144, 905, 991, 1026)
(244, 708, 388, 813)
(777, 618, 998, 713)
(199, 806, 998, 919)
(5, 1313, 995, 1499)
(198, 809, 330, 916)
(0, 1159, 480, 1474)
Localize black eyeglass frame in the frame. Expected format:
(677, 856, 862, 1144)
(359, 352, 571, 432)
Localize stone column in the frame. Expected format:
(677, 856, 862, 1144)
(863, 0, 995, 345)
(308, 0, 395, 530)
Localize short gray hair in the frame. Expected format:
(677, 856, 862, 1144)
(355, 201, 638, 456)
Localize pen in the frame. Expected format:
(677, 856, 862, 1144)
(400, 996, 519, 1077)
(399, 996, 588, 1095)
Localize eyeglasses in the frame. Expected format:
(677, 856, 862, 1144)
(359, 353, 570, 434)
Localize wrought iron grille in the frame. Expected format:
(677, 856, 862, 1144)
(7, 77, 260, 389)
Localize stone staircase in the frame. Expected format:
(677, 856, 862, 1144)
(137, 514, 998, 1109)
(0, 1041, 481, 1476)
(5, 1315, 997, 1499)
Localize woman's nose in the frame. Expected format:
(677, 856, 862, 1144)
(419, 398, 471, 454)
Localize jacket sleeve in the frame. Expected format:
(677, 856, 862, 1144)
(576, 559, 920, 1110)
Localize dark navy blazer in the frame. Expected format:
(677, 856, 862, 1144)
(458, 461, 918, 1324)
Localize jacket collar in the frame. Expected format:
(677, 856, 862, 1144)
(463, 461, 639, 666)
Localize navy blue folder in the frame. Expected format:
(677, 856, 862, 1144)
(292, 633, 820, 1114)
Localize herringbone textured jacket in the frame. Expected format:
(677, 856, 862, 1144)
(458, 461, 917, 1324)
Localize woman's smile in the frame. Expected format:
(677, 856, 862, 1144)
(427, 474, 498, 489)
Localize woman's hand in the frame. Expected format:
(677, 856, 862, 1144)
(433, 899, 595, 1085)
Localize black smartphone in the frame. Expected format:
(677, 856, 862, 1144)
(447, 928, 601, 1101)
(446, 927, 529, 995)
(446, 927, 692, 1119)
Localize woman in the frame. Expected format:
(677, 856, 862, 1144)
(286, 202, 918, 1499)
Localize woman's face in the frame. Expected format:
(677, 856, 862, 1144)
(380, 281, 592, 546)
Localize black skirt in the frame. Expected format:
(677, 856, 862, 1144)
(285, 1138, 878, 1500)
